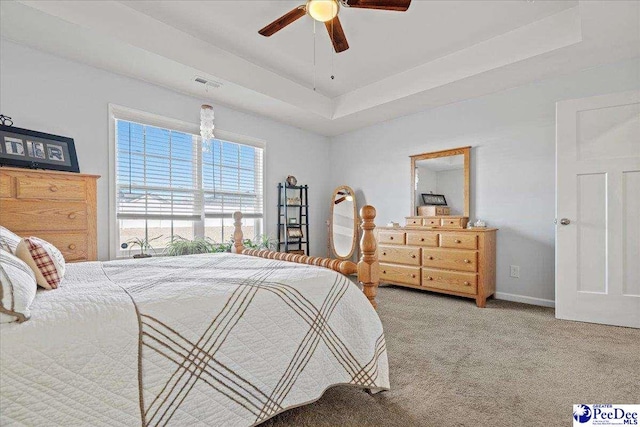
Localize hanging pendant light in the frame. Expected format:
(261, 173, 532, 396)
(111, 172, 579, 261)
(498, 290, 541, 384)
(200, 104, 215, 142)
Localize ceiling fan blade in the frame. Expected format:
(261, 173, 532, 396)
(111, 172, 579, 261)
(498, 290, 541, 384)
(259, 6, 306, 37)
(344, 0, 411, 11)
(325, 16, 349, 53)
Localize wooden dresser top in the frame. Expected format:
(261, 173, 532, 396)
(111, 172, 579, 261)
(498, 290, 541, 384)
(0, 166, 100, 179)
(378, 226, 498, 232)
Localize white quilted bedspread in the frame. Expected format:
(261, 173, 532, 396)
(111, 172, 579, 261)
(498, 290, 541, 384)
(0, 253, 389, 426)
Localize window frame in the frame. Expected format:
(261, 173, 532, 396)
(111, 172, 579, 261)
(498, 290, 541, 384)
(108, 104, 266, 259)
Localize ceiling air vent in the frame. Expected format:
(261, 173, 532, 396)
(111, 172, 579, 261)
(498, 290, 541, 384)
(195, 76, 222, 90)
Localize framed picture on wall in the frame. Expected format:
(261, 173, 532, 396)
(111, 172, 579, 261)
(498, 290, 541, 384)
(421, 193, 447, 206)
(0, 125, 80, 173)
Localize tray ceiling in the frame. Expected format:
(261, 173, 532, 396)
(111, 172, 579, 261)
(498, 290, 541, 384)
(1, 0, 638, 136)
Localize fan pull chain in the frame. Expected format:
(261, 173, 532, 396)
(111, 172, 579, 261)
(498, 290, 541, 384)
(313, 19, 317, 91)
(331, 18, 335, 81)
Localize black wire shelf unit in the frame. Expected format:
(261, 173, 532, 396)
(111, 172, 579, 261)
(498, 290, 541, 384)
(277, 183, 309, 255)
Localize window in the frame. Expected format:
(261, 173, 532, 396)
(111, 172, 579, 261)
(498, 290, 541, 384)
(114, 117, 263, 257)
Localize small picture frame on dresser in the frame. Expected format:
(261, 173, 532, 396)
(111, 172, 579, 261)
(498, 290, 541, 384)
(0, 125, 80, 173)
(421, 193, 447, 206)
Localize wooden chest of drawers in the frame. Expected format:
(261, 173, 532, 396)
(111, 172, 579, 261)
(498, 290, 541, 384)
(0, 168, 99, 262)
(376, 226, 496, 307)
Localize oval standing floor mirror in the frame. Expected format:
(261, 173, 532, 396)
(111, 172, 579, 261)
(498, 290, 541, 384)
(330, 185, 357, 260)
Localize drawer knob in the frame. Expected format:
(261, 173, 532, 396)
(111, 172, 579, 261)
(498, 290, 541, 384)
(420, 238, 425, 242)
(382, 252, 387, 256)
(427, 276, 433, 281)
(455, 239, 461, 243)
(464, 281, 470, 286)
(382, 270, 387, 274)
(389, 236, 394, 240)
(427, 256, 434, 260)
(411, 274, 416, 278)
(68, 244, 76, 250)
(68, 213, 77, 219)
(49, 185, 58, 192)
(464, 259, 471, 263)
(411, 254, 416, 258)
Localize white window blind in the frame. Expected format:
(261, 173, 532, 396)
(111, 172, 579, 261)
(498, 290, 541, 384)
(117, 121, 201, 220)
(202, 139, 264, 219)
(115, 119, 264, 248)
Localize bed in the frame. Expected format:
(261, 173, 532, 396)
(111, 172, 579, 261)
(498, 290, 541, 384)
(0, 206, 387, 426)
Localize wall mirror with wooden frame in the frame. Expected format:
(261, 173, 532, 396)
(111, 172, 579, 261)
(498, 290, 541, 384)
(411, 146, 470, 218)
(329, 185, 358, 260)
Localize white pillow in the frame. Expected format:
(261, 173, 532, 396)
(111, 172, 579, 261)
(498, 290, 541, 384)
(0, 226, 21, 254)
(16, 237, 66, 290)
(0, 248, 37, 323)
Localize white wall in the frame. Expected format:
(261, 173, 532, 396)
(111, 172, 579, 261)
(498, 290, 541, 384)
(330, 58, 640, 305)
(2, 38, 639, 305)
(0, 40, 332, 260)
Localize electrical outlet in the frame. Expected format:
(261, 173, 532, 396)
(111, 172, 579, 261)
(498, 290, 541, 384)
(510, 265, 520, 278)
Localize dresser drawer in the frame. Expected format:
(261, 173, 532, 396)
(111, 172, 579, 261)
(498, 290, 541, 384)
(405, 217, 422, 227)
(1, 200, 88, 232)
(16, 176, 86, 201)
(35, 232, 88, 262)
(440, 217, 466, 228)
(406, 231, 438, 247)
(378, 230, 406, 245)
(379, 245, 421, 266)
(423, 218, 440, 227)
(422, 248, 477, 272)
(380, 263, 420, 286)
(422, 268, 477, 295)
(0, 175, 11, 198)
(440, 233, 477, 250)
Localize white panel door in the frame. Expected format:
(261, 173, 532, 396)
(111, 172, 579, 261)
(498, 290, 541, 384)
(556, 90, 640, 328)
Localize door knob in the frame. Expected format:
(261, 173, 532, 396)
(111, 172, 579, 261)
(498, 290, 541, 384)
(560, 218, 571, 225)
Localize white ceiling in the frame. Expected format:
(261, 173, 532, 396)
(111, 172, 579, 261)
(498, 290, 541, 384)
(120, 0, 578, 97)
(1, 0, 639, 136)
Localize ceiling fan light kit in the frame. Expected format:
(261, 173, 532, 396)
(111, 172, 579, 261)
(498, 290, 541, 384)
(258, 0, 411, 53)
(307, 0, 339, 22)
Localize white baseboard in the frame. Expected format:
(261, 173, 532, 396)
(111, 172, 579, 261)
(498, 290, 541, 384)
(494, 292, 555, 308)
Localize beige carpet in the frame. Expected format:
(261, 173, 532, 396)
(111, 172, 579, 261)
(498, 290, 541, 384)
(263, 285, 640, 427)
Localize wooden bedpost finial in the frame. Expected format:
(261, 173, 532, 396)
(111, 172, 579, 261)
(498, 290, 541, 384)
(358, 205, 379, 309)
(232, 211, 244, 254)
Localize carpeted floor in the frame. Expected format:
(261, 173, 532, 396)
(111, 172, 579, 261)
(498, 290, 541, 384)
(263, 285, 640, 427)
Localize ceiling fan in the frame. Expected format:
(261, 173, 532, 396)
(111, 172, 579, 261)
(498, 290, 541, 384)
(258, 0, 412, 53)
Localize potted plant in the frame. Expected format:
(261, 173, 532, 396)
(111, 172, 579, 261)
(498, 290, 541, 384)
(162, 234, 275, 257)
(164, 236, 216, 256)
(164, 236, 233, 256)
(123, 236, 162, 258)
(236, 234, 276, 251)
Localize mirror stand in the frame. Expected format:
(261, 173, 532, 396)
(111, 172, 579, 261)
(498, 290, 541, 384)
(329, 185, 358, 260)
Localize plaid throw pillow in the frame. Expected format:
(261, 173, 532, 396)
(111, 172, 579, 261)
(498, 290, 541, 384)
(16, 237, 66, 290)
